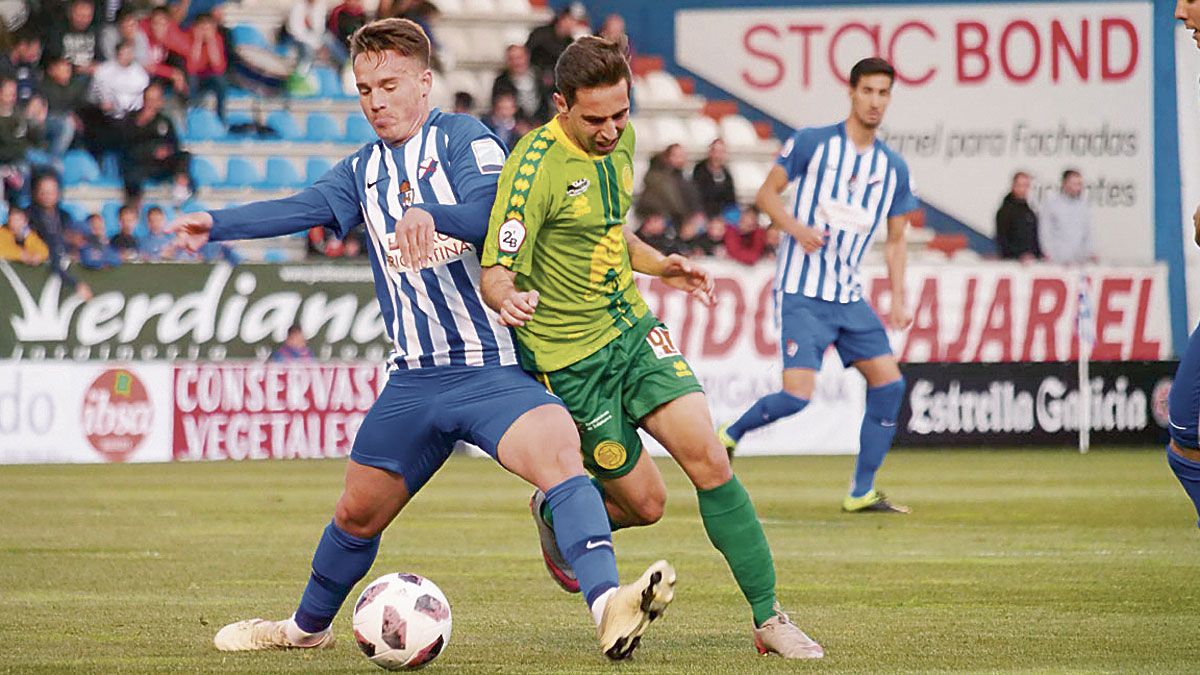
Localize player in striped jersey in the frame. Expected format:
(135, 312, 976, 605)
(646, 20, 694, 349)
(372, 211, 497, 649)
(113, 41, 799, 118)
(719, 57, 919, 514)
(170, 19, 673, 661)
(1167, 0, 1200, 526)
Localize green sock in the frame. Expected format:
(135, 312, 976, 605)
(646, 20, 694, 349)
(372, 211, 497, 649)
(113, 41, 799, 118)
(541, 476, 623, 531)
(697, 475, 777, 626)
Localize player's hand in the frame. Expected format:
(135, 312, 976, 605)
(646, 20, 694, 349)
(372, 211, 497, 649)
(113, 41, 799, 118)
(168, 211, 214, 252)
(1192, 204, 1200, 247)
(794, 225, 827, 253)
(498, 289, 539, 327)
(889, 301, 912, 331)
(393, 207, 436, 269)
(659, 253, 715, 306)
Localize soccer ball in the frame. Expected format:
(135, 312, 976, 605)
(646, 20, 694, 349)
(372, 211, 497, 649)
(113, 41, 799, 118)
(352, 573, 452, 670)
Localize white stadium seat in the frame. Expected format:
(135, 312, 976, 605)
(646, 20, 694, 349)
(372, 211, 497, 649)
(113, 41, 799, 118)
(642, 71, 684, 105)
(653, 117, 690, 149)
(685, 115, 720, 149)
(630, 116, 656, 149)
(495, 0, 531, 14)
(720, 114, 760, 149)
(461, 0, 497, 15)
(731, 161, 769, 195)
(434, 0, 466, 14)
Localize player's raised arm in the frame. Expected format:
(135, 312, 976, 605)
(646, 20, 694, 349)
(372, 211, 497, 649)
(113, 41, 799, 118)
(623, 228, 715, 306)
(169, 158, 364, 252)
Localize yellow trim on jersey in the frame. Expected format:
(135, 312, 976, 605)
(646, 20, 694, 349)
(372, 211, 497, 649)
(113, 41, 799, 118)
(547, 116, 606, 161)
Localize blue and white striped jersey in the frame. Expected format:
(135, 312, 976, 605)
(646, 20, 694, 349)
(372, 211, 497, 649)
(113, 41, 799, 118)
(313, 109, 518, 371)
(774, 122, 919, 304)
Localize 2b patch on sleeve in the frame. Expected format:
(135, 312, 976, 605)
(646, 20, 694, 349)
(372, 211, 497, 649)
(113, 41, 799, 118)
(472, 138, 505, 175)
(497, 219, 526, 253)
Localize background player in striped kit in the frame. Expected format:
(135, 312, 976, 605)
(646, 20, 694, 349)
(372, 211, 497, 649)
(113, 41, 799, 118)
(168, 18, 673, 661)
(1167, 0, 1200, 526)
(719, 57, 919, 514)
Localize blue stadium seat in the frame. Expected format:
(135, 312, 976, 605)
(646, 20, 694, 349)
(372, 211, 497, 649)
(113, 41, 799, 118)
(181, 200, 210, 214)
(62, 150, 100, 186)
(61, 201, 88, 225)
(262, 157, 303, 188)
(190, 156, 220, 188)
(230, 24, 269, 50)
(223, 157, 261, 187)
(345, 115, 376, 143)
(265, 110, 302, 141)
(185, 108, 226, 142)
(314, 66, 349, 99)
(305, 157, 333, 185)
(305, 112, 340, 142)
(101, 201, 122, 237)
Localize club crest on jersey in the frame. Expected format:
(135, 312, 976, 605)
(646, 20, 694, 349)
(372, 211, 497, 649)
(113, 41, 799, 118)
(566, 178, 590, 197)
(399, 180, 413, 208)
(419, 157, 438, 180)
(786, 339, 799, 357)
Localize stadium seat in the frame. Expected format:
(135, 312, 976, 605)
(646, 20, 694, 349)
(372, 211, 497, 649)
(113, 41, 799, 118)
(446, 70, 485, 103)
(62, 150, 100, 186)
(101, 201, 121, 236)
(305, 112, 341, 142)
(305, 157, 333, 185)
(730, 161, 768, 196)
(345, 115, 376, 143)
(230, 24, 270, 50)
(435, 0, 464, 13)
(654, 117, 690, 148)
(686, 115, 720, 149)
(262, 157, 303, 188)
(180, 200, 210, 214)
(190, 156, 221, 188)
(630, 116, 656, 149)
(643, 71, 685, 105)
(225, 111, 253, 128)
(314, 66, 349, 99)
(265, 111, 303, 141)
(99, 152, 122, 185)
(60, 201, 87, 224)
(462, 0, 496, 12)
(223, 157, 261, 188)
(495, 0, 530, 13)
(465, 27, 504, 63)
(720, 114, 761, 149)
(185, 108, 227, 142)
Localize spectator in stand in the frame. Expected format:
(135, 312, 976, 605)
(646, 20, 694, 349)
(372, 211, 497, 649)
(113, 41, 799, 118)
(80, 211, 122, 268)
(525, 3, 587, 79)
(596, 14, 631, 57)
(7, 32, 42, 105)
(635, 214, 677, 255)
(700, 211, 726, 257)
(90, 40, 149, 119)
(481, 92, 525, 151)
(184, 12, 227, 122)
(723, 205, 768, 265)
(26, 172, 92, 298)
(46, 0, 102, 75)
(39, 56, 89, 160)
(994, 170, 1040, 262)
(451, 90, 474, 115)
(102, 8, 150, 64)
(170, 0, 227, 28)
(282, 0, 329, 68)
(0, 77, 44, 204)
(692, 138, 736, 220)
(110, 202, 140, 260)
(327, 0, 366, 67)
(637, 143, 704, 233)
(0, 206, 49, 264)
(139, 205, 176, 260)
(1039, 169, 1095, 264)
(675, 214, 705, 258)
(492, 44, 550, 124)
(342, 228, 364, 257)
(141, 6, 190, 98)
(271, 324, 314, 362)
(119, 82, 192, 204)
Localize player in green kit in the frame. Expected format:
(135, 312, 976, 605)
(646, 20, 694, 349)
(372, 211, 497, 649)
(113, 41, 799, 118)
(479, 36, 824, 659)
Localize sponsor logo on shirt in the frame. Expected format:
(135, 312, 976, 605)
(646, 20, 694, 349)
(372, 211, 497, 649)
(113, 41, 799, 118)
(566, 178, 590, 196)
(497, 219, 526, 254)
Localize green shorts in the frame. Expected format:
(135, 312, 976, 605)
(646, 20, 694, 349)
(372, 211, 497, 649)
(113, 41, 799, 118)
(537, 314, 704, 479)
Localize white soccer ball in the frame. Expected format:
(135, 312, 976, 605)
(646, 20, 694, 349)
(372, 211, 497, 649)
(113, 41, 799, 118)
(352, 573, 452, 670)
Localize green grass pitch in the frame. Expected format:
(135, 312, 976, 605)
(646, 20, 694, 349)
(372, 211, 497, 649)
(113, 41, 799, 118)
(1, 450, 1197, 673)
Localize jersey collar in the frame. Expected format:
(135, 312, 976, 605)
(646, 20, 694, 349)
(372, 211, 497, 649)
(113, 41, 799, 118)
(548, 116, 604, 160)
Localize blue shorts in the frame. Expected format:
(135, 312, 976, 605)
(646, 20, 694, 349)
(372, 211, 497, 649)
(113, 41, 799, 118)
(351, 365, 563, 494)
(1169, 323, 1200, 449)
(780, 294, 892, 370)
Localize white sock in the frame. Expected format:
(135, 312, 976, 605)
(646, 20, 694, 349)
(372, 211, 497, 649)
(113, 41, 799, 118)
(589, 587, 616, 626)
(284, 614, 328, 646)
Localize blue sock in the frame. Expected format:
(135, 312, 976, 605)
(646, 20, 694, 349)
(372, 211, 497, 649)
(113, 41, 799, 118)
(1167, 445, 1200, 528)
(545, 475, 620, 607)
(727, 391, 809, 441)
(541, 476, 623, 532)
(852, 379, 906, 498)
(294, 521, 381, 633)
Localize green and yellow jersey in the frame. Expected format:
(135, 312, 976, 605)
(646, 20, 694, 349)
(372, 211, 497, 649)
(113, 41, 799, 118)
(481, 116, 648, 373)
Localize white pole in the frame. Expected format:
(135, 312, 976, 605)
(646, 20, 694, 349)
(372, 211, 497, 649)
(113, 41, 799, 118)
(1077, 272, 1093, 454)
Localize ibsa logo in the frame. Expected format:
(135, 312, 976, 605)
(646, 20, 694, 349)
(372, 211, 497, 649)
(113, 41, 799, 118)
(81, 369, 153, 462)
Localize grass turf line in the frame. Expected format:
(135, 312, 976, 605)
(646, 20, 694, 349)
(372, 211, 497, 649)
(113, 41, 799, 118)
(0, 450, 1197, 673)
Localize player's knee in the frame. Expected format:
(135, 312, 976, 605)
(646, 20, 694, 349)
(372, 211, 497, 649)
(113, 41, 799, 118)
(334, 497, 384, 539)
(624, 492, 665, 526)
(867, 377, 906, 420)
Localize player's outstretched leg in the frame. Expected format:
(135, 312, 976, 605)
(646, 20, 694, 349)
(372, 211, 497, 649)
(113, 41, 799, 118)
(214, 459, 409, 651)
(642, 392, 823, 659)
(1167, 443, 1200, 527)
(720, 368, 814, 459)
(495, 401, 673, 660)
